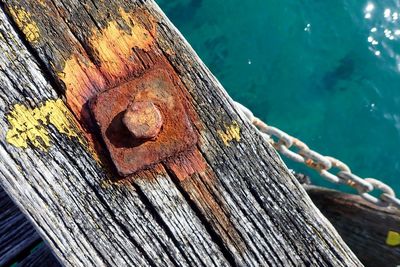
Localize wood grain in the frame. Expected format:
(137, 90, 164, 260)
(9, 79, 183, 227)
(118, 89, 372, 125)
(0, 8, 228, 266)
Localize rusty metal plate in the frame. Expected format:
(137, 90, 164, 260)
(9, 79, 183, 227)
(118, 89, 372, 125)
(90, 68, 197, 176)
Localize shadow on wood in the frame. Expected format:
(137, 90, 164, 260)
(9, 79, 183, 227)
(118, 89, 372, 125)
(307, 186, 400, 267)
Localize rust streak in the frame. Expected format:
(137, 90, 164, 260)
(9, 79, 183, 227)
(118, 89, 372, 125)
(58, 8, 158, 123)
(53, 7, 209, 181)
(166, 149, 207, 181)
(181, 169, 246, 254)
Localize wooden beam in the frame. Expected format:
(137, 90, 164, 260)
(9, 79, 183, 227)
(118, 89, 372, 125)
(307, 186, 400, 267)
(0, 9, 228, 266)
(2, 175, 397, 266)
(0, 0, 362, 266)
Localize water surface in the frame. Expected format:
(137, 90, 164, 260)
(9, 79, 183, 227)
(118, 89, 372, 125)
(156, 0, 400, 194)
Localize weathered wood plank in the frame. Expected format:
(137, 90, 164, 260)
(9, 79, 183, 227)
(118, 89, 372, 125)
(307, 186, 400, 267)
(0, 8, 229, 267)
(0, 0, 363, 266)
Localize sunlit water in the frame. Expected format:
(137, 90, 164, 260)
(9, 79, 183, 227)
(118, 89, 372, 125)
(156, 0, 400, 194)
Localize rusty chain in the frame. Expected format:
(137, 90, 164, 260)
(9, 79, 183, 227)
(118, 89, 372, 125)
(234, 101, 400, 209)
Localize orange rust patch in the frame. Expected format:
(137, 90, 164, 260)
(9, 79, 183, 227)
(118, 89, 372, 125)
(58, 8, 157, 122)
(89, 8, 156, 80)
(58, 56, 105, 119)
(166, 149, 206, 181)
(165, 148, 244, 249)
(55, 7, 207, 180)
(181, 169, 246, 253)
(55, 8, 159, 163)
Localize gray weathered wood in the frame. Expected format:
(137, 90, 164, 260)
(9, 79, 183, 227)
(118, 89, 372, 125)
(0, 0, 363, 266)
(307, 186, 400, 267)
(0, 8, 228, 267)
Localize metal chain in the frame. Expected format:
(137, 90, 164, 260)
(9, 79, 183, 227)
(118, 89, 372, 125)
(234, 101, 400, 209)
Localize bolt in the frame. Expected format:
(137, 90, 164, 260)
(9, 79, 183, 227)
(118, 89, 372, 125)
(122, 101, 163, 140)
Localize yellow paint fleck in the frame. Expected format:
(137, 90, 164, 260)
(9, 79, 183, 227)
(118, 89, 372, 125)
(9, 7, 40, 43)
(6, 99, 83, 151)
(118, 8, 155, 51)
(217, 121, 241, 146)
(386, 231, 400, 246)
(99, 178, 116, 189)
(37, 0, 46, 7)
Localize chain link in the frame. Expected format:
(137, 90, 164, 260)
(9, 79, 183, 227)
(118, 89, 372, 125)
(234, 101, 400, 209)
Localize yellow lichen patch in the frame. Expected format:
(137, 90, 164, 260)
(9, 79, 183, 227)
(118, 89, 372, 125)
(8, 7, 40, 43)
(217, 121, 241, 146)
(88, 8, 156, 77)
(6, 104, 50, 150)
(386, 231, 400, 246)
(6, 99, 83, 151)
(37, 0, 46, 7)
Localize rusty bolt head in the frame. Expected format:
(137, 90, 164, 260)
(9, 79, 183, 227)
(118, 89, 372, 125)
(90, 68, 198, 176)
(122, 101, 163, 140)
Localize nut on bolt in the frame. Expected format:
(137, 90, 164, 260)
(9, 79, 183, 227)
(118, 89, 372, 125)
(123, 101, 163, 140)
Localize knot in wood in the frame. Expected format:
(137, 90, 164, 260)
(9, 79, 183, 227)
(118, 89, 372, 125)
(122, 101, 163, 140)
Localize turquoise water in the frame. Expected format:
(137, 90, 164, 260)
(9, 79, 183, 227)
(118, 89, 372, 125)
(156, 0, 400, 194)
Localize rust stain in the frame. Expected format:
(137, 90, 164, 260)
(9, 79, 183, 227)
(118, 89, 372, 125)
(90, 67, 198, 176)
(52, 7, 208, 180)
(58, 56, 105, 121)
(166, 148, 245, 252)
(89, 8, 156, 79)
(58, 8, 157, 121)
(54, 8, 159, 167)
(166, 149, 206, 181)
(181, 169, 246, 254)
